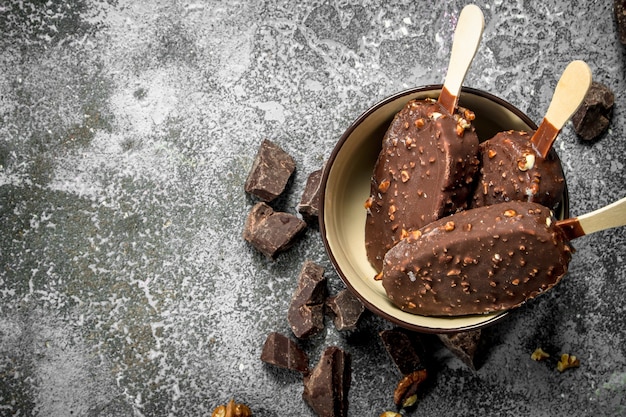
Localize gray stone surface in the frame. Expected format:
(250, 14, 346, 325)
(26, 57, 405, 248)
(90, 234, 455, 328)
(0, 1, 624, 416)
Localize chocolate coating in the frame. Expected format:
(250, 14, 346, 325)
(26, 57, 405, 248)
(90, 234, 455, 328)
(471, 130, 565, 210)
(382, 201, 574, 316)
(365, 99, 480, 271)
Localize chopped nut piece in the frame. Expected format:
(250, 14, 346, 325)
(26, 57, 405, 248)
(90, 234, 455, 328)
(409, 230, 422, 240)
(517, 153, 536, 171)
(557, 353, 580, 372)
(444, 221, 455, 232)
(487, 149, 497, 159)
(401, 170, 410, 182)
(211, 399, 252, 417)
(414, 118, 425, 128)
(379, 412, 402, 417)
(503, 209, 517, 217)
(402, 394, 418, 408)
(212, 406, 226, 417)
(393, 369, 428, 407)
(364, 196, 373, 210)
(378, 179, 391, 193)
(531, 347, 551, 361)
(463, 108, 476, 121)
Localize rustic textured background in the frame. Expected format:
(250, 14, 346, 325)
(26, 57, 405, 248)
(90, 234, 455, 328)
(1, 1, 625, 416)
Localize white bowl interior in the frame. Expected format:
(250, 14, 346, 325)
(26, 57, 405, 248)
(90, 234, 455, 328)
(321, 87, 543, 333)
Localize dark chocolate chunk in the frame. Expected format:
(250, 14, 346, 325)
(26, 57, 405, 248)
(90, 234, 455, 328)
(243, 202, 306, 259)
(260, 332, 309, 374)
(616, 0, 626, 44)
(326, 289, 365, 331)
(288, 260, 327, 338)
(297, 168, 323, 223)
(245, 139, 296, 202)
(302, 346, 351, 417)
(571, 81, 614, 141)
(438, 329, 481, 370)
(379, 328, 425, 375)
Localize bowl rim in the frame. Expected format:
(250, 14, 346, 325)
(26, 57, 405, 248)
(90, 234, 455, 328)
(318, 84, 562, 333)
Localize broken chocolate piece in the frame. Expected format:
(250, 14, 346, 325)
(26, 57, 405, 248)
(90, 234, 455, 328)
(438, 329, 481, 370)
(243, 202, 306, 259)
(297, 168, 323, 223)
(302, 346, 351, 417)
(571, 81, 614, 141)
(379, 328, 425, 375)
(616, 0, 626, 44)
(288, 260, 327, 338)
(245, 139, 296, 202)
(260, 332, 309, 374)
(326, 289, 365, 331)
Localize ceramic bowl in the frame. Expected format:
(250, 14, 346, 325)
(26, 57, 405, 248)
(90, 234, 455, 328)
(319, 85, 569, 333)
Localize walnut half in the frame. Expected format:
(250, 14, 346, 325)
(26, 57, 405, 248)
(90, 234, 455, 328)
(557, 353, 580, 372)
(211, 399, 252, 417)
(393, 369, 428, 408)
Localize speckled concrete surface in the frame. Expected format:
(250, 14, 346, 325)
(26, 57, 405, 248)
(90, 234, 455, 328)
(0, 1, 625, 416)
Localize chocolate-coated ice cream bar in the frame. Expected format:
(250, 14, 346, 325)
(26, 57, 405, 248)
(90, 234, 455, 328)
(471, 130, 565, 210)
(382, 201, 573, 316)
(365, 99, 480, 271)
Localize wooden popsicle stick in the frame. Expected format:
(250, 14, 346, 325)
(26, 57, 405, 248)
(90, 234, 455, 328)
(556, 197, 626, 240)
(438, 4, 485, 114)
(530, 60, 592, 159)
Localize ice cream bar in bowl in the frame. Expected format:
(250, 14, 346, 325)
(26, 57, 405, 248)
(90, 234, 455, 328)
(319, 5, 587, 333)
